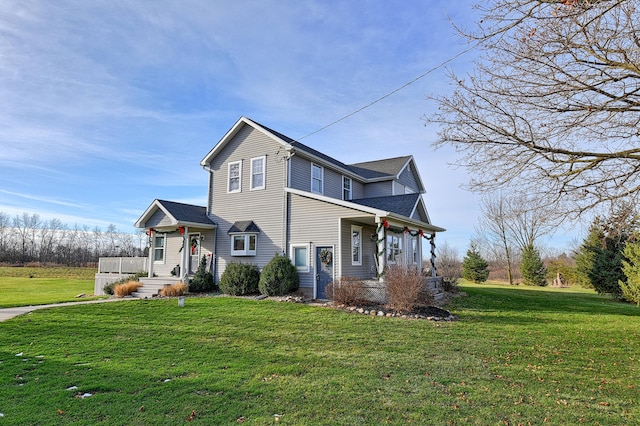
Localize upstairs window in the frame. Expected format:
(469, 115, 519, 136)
(311, 163, 323, 194)
(343, 177, 352, 201)
(228, 161, 242, 193)
(250, 156, 266, 190)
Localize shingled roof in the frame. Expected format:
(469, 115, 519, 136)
(135, 199, 216, 228)
(351, 193, 421, 218)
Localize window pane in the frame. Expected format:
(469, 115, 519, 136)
(294, 247, 307, 268)
(252, 158, 264, 189)
(233, 235, 245, 251)
(154, 248, 164, 261)
(248, 235, 256, 251)
(312, 164, 322, 179)
(155, 236, 165, 247)
(229, 163, 240, 192)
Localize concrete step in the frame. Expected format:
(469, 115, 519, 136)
(132, 278, 182, 299)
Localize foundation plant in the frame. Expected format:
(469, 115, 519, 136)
(384, 264, 433, 312)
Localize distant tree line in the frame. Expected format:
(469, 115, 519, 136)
(0, 211, 145, 266)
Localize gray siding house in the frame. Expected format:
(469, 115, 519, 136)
(135, 116, 445, 299)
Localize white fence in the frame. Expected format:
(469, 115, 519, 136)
(98, 257, 148, 274)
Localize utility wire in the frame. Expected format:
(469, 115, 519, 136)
(298, 43, 478, 140)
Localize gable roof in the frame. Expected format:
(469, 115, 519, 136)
(228, 220, 261, 234)
(200, 117, 424, 189)
(135, 199, 216, 229)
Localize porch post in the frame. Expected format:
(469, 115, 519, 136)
(376, 219, 386, 282)
(181, 226, 189, 280)
(430, 232, 437, 278)
(147, 229, 154, 278)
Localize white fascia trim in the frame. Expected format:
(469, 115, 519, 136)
(134, 199, 175, 228)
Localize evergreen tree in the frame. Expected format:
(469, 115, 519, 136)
(620, 236, 640, 306)
(189, 255, 214, 293)
(574, 205, 639, 299)
(462, 244, 489, 284)
(520, 244, 547, 286)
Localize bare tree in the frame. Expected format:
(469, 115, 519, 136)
(477, 193, 515, 285)
(428, 0, 640, 219)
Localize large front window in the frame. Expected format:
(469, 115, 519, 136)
(231, 234, 257, 256)
(228, 161, 242, 193)
(311, 163, 323, 194)
(407, 234, 418, 265)
(153, 235, 165, 263)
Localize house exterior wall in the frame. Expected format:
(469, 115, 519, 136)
(205, 125, 287, 279)
(146, 209, 173, 227)
(339, 219, 377, 279)
(288, 192, 374, 291)
(363, 181, 393, 198)
(397, 163, 421, 193)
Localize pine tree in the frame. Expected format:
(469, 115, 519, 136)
(620, 236, 640, 306)
(462, 244, 489, 284)
(520, 244, 547, 286)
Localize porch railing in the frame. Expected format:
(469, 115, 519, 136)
(97, 257, 148, 274)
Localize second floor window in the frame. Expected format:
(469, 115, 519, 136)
(343, 177, 352, 201)
(251, 156, 265, 190)
(311, 164, 323, 194)
(228, 161, 242, 193)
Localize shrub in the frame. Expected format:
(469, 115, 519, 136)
(103, 271, 148, 295)
(259, 253, 299, 296)
(326, 276, 367, 305)
(189, 255, 215, 293)
(219, 263, 260, 296)
(159, 282, 188, 297)
(114, 281, 142, 298)
(385, 265, 432, 312)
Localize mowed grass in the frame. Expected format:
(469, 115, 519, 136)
(0, 267, 102, 308)
(0, 283, 639, 425)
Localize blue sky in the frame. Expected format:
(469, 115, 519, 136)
(0, 0, 582, 255)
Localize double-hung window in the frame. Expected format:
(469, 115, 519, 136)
(250, 156, 265, 190)
(153, 235, 165, 263)
(311, 163, 323, 194)
(343, 177, 352, 201)
(231, 234, 257, 256)
(386, 234, 403, 264)
(228, 161, 242, 193)
(351, 225, 362, 265)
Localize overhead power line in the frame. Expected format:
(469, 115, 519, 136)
(298, 43, 478, 140)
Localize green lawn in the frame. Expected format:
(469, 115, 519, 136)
(0, 284, 638, 425)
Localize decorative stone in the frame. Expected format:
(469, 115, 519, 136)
(377, 311, 384, 316)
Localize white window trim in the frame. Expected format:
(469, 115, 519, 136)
(227, 160, 242, 193)
(153, 234, 166, 264)
(250, 156, 266, 190)
(290, 243, 310, 272)
(311, 163, 324, 195)
(230, 233, 257, 256)
(386, 234, 403, 264)
(343, 176, 352, 201)
(351, 225, 362, 266)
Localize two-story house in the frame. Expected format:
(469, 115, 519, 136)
(134, 116, 445, 299)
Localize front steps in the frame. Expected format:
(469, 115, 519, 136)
(131, 278, 182, 299)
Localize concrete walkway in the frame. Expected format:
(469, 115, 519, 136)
(0, 298, 132, 322)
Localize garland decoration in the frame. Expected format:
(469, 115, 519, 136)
(319, 249, 332, 265)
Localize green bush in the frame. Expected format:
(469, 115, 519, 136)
(259, 253, 299, 296)
(103, 271, 148, 295)
(219, 262, 260, 296)
(189, 255, 215, 293)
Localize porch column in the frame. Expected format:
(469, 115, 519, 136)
(147, 229, 154, 278)
(376, 220, 386, 282)
(181, 226, 189, 280)
(430, 232, 437, 278)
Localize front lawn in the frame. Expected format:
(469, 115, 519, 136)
(0, 284, 638, 424)
(0, 277, 102, 308)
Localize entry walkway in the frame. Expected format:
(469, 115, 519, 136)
(0, 298, 131, 322)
